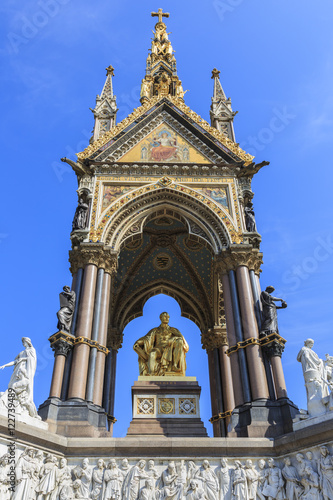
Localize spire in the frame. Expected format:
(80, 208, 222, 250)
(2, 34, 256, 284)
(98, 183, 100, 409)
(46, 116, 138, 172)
(140, 9, 186, 103)
(91, 65, 117, 142)
(210, 68, 237, 142)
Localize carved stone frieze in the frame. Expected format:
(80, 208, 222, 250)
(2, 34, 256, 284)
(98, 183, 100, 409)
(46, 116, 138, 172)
(201, 327, 228, 351)
(215, 248, 263, 275)
(6, 446, 333, 500)
(69, 244, 118, 275)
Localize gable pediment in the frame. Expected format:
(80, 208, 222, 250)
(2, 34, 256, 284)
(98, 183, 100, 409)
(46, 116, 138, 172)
(78, 97, 254, 166)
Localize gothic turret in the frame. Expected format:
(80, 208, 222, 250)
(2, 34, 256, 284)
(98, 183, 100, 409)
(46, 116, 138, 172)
(91, 65, 117, 142)
(140, 9, 186, 103)
(210, 68, 237, 141)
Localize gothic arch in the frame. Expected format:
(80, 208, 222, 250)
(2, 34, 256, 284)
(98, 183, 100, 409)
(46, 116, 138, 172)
(101, 185, 234, 252)
(113, 280, 210, 333)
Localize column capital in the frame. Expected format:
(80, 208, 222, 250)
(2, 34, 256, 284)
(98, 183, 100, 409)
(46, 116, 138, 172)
(201, 326, 228, 351)
(260, 333, 286, 359)
(69, 244, 118, 275)
(215, 247, 263, 275)
(107, 327, 123, 351)
(49, 331, 75, 357)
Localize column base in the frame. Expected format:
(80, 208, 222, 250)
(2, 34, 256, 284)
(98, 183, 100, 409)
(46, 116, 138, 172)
(228, 398, 299, 438)
(38, 398, 109, 437)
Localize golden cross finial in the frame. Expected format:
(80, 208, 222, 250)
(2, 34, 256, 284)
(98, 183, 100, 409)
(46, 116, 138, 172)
(106, 65, 114, 76)
(211, 68, 220, 79)
(151, 8, 170, 24)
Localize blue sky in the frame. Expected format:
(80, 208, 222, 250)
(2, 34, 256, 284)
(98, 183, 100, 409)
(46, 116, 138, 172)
(1, 0, 333, 437)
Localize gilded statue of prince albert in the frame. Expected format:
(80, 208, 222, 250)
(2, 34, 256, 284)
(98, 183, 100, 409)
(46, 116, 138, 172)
(133, 312, 189, 376)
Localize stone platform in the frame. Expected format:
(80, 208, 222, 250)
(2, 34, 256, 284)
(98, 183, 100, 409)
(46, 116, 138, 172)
(127, 376, 208, 437)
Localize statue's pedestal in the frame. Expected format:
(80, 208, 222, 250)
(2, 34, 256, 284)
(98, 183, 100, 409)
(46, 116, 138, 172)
(126, 376, 208, 437)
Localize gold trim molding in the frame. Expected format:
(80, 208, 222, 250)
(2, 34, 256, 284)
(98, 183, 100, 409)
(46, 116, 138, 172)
(77, 96, 254, 165)
(74, 336, 109, 355)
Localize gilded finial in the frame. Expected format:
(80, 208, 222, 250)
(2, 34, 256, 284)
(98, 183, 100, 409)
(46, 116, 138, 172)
(151, 8, 170, 24)
(211, 68, 220, 79)
(106, 65, 114, 76)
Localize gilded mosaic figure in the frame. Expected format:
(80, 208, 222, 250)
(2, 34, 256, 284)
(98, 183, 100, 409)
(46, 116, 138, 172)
(133, 312, 189, 376)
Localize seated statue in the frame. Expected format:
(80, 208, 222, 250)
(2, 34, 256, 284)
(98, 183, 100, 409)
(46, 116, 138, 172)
(133, 312, 189, 376)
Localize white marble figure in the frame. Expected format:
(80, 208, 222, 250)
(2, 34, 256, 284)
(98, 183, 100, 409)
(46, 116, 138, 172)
(216, 458, 231, 500)
(31, 450, 44, 497)
(301, 466, 320, 500)
(91, 459, 105, 500)
(122, 460, 150, 500)
(12, 447, 36, 500)
(295, 453, 307, 479)
(103, 459, 124, 500)
(231, 461, 248, 500)
(186, 479, 206, 500)
(195, 460, 219, 500)
(257, 459, 268, 500)
(318, 446, 333, 500)
(139, 479, 155, 500)
(57, 457, 74, 500)
(305, 452, 318, 473)
(0, 337, 40, 419)
(281, 457, 303, 500)
(0, 453, 11, 500)
(297, 339, 329, 417)
(262, 458, 285, 500)
(121, 459, 131, 480)
(159, 461, 183, 500)
(187, 462, 199, 487)
(36, 452, 58, 499)
(72, 458, 92, 499)
(244, 460, 258, 500)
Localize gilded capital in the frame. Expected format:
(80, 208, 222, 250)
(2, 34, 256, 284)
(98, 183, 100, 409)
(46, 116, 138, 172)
(215, 248, 263, 275)
(107, 328, 123, 351)
(69, 244, 118, 275)
(201, 327, 228, 352)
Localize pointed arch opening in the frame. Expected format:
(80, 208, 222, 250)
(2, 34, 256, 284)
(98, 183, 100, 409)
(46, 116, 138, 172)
(113, 294, 212, 437)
